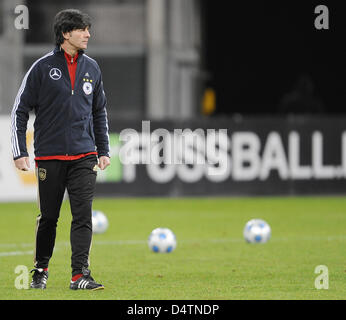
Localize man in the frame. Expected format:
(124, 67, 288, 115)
(11, 9, 110, 290)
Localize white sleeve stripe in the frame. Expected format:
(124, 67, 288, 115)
(105, 108, 110, 154)
(11, 51, 54, 158)
(11, 72, 31, 157)
(84, 54, 110, 154)
(83, 54, 97, 64)
(84, 54, 109, 152)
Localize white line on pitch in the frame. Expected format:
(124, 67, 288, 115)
(0, 235, 345, 257)
(0, 250, 33, 257)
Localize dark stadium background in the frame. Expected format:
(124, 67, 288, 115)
(13, 1, 346, 117)
(201, 1, 346, 116)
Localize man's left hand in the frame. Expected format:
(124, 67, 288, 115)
(98, 156, 110, 170)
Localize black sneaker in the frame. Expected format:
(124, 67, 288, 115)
(30, 268, 48, 289)
(69, 267, 104, 291)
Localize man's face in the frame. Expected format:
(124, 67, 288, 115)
(63, 27, 90, 50)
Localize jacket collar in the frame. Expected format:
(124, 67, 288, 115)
(54, 45, 84, 57)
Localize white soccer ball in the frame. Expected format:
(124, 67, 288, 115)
(148, 227, 177, 253)
(91, 210, 109, 234)
(243, 219, 271, 243)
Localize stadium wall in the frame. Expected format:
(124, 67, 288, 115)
(1, 115, 346, 201)
(0, 116, 36, 201)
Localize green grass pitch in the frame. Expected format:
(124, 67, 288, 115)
(0, 196, 345, 300)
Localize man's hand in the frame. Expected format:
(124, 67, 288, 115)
(14, 157, 30, 171)
(98, 156, 110, 170)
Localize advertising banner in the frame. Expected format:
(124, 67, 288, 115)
(1, 115, 346, 201)
(95, 116, 346, 196)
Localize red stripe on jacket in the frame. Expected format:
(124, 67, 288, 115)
(35, 152, 98, 162)
(64, 51, 78, 90)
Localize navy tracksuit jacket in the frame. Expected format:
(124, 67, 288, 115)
(11, 46, 110, 160)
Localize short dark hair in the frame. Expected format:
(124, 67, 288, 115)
(53, 9, 91, 46)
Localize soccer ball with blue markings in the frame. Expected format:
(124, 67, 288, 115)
(91, 210, 109, 234)
(243, 219, 271, 243)
(148, 228, 177, 253)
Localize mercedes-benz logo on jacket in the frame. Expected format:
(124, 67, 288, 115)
(49, 68, 62, 80)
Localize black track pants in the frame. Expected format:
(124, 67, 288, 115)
(34, 155, 98, 276)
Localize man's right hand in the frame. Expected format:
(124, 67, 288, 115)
(14, 157, 30, 171)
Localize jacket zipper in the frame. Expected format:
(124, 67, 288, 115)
(71, 57, 74, 95)
(66, 56, 74, 154)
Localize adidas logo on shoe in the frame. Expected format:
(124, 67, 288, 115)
(69, 268, 104, 291)
(30, 268, 49, 289)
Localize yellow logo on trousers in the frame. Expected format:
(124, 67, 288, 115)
(38, 168, 47, 181)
